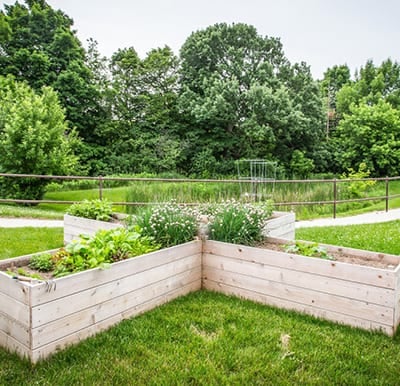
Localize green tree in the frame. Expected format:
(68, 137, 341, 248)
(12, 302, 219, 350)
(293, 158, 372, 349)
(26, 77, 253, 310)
(0, 0, 105, 169)
(102, 46, 183, 174)
(178, 23, 325, 176)
(336, 99, 400, 176)
(0, 76, 79, 200)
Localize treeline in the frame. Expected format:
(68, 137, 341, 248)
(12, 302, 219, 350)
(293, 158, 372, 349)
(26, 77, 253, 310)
(1, 0, 400, 194)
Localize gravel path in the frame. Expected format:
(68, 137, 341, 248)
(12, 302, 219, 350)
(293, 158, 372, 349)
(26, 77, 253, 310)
(0, 218, 64, 228)
(1, 209, 400, 228)
(295, 208, 400, 228)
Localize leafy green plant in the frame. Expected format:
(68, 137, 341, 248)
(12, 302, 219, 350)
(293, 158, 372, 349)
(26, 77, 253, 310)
(207, 199, 273, 246)
(285, 241, 333, 260)
(340, 162, 376, 198)
(67, 199, 113, 221)
(136, 201, 199, 248)
(53, 227, 159, 277)
(29, 253, 54, 272)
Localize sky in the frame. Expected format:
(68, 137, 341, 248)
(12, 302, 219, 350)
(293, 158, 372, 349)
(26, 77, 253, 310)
(4, 0, 400, 79)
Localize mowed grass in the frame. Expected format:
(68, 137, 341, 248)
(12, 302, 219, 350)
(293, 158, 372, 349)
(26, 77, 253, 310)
(1, 291, 399, 385)
(0, 227, 63, 259)
(296, 220, 400, 255)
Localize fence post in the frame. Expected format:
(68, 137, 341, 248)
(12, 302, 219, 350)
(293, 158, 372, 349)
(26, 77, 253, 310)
(385, 176, 389, 212)
(99, 175, 103, 200)
(333, 178, 337, 219)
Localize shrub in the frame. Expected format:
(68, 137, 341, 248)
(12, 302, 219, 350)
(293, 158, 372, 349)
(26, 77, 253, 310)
(207, 199, 273, 246)
(136, 201, 199, 248)
(67, 199, 113, 221)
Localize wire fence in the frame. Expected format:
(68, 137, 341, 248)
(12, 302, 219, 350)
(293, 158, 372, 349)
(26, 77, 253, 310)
(1, 173, 400, 218)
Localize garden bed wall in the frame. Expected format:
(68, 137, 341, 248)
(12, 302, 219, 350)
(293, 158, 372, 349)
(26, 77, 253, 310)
(64, 214, 123, 244)
(202, 239, 400, 336)
(263, 211, 295, 240)
(0, 241, 202, 363)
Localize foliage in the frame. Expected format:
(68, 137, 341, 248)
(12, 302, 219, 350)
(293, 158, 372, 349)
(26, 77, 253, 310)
(289, 150, 315, 179)
(340, 162, 376, 198)
(29, 252, 54, 272)
(179, 22, 326, 175)
(0, 0, 104, 158)
(0, 75, 79, 200)
(53, 227, 159, 277)
(207, 199, 273, 245)
(67, 199, 113, 221)
(284, 241, 332, 260)
(136, 201, 198, 248)
(335, 99, 400, 176)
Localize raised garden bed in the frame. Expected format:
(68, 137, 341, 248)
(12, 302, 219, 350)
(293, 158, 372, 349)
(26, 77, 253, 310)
(0, 241, 202, 363)
(2, 208, 400, 363)
(202, 238, 400, 336)
(64, 214, 124, 244)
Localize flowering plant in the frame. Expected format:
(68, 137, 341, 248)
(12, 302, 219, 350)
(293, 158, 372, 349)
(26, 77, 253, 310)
(207, 199, 273, 245)
(136, 201, 199, 248)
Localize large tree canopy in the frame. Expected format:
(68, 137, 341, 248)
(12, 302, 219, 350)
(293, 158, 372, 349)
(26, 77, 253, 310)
(178, 23, 325, 175)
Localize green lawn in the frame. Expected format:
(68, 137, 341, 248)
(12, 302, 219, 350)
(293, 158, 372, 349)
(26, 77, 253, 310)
(1, 291, 399, 385)
(0, 227, 63, 259)
(1, 222, 400, 383)
(296, 220, 400, 255)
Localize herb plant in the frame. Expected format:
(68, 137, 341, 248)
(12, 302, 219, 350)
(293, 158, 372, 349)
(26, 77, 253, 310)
(53, 227, 160, 277)
(285, 241, 333, 260)
(136, 201, 198, 248)
(29, 253, 54, 272)
(67, 199, 113, 221)
(207, 199, 273, 246)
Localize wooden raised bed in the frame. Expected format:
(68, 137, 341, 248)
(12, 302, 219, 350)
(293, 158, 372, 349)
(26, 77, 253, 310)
(64, 214, 124, 244)
(263, 211, 295, 240)
(0, 241, 202, 363)
(202, 238, 400, 336)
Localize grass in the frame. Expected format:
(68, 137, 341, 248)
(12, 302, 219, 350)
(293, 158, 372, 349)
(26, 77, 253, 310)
(1, 290, 399, 385)
(2, 177, 400, 220)
(0, 227, 63, 260)
(0, 204, 63, 219)
(296, 220, 400, 255)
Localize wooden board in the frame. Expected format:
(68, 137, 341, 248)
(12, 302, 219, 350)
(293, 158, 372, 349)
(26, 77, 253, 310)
(204, 240, 398, 289)
(203, 267, 394, 326)
(204, 281, 394, 336)
(64, 214, 123, 244)
(30, 281, 200, 363)
(31, 254, 201, 327)
(30, 240, 202, 305)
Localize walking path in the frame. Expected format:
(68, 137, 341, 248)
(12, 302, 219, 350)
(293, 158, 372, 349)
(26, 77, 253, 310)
(0, 218, 64, 228)
(295, 208, 400, 228)
(1, 208, 400, 228)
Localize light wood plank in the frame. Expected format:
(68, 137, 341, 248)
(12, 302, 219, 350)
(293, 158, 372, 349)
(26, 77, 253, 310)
(30, 240, 202, 305)
(204, 282, 394, 336)
(30, 281, 199, 363)
(32, 254, 201, 327)
(203, 253, 395, 307)
(0, 292, 30, 327)
(204, 240, 397, 288)
(0, 329, 31, 360)
(203, 267, 394, 325)
(0, 272, 31, 304)
(0, 312, 30, 348)
(31, 268, 201, 348)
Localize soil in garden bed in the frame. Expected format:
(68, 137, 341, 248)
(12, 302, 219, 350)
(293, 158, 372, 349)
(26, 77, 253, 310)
(255, 240, 399, 270)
